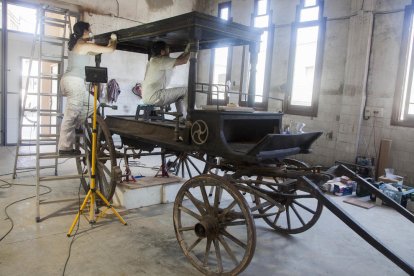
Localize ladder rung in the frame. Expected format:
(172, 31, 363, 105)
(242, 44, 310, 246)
(21, 138, 57, 142)
(41, 40, 65, 47)
(43, 21, 66, 28)
(39, 112, 63, 117)
(16, 152, 37, 157)
(16, 165, 56, 171)
(22, 124, 58, 127)
(40, 54, 68, 60)
(24, 108, 59, 113)
(39, 153, 84, 159)
(39, 134, 59, 138)
(39, 174, 88, 182)
(43, 16, 69, 24)
(26, 93, 58, 97)
(40, 73, 61, 78)
(28, 76, 59, 80)
(19, 142, 57, 146)
(43, 35, 69, 42)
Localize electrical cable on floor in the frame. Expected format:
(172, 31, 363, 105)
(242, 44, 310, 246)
(0, 178, 52, 243)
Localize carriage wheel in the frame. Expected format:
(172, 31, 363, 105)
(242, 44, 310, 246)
(165, 151, 209, 179)
(254, 158, 323, 234)
(75, 115, 121, 201)
(174, 174, 256, 275)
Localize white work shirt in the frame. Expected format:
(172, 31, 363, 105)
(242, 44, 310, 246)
(141, 56, 176, 103)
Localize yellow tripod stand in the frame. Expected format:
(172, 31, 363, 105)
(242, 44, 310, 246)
(67, 64, 126, 237)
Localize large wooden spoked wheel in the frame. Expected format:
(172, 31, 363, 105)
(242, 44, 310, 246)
(75, 115, 120, 201)
(174, 174, 256, 275)
(254, 158, 323, 234)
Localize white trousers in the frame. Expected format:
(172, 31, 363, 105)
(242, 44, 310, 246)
(146, 87, 187, 118)
(58, 76, 94, 151)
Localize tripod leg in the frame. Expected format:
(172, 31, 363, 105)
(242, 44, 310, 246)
(96, 190, 127, 225)
(67, 189, 92, 237)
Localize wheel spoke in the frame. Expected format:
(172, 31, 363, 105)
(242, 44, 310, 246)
(213, 239, 223, 273)
(187, 156, 202, 175)
(220, 200, 237, 217)
(286, 205, 291, 230)
(273, 212, 281, 225)
(290, 203, 305, 226)
(250, 201, 272, 212)
(221, 229, 247, 249)
(179, 206, 202, 221)
(218, 236, 238, 266)
(264, 184, 278, 192)
(184, 191, 207, 215)
(203, 238, 212, 266)
(178, 226, 195, 232)
(293, 200, 316, 214)
(187, 237, 202, 253)
(181, 159, 185, 178)
(213, 185, 221, 210)
(199, 185, 211, 211)
(221, 220, 246, 227)
(184, 159, 192, 178)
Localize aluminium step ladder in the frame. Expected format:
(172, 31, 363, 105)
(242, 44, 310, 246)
(11, 5, 89, 222)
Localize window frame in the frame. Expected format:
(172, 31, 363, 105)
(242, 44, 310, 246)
(208, 1, 233, 106)
(285, 0, 326, 117)
(392, 3, 414, 127)
(239, 0, 274, 110)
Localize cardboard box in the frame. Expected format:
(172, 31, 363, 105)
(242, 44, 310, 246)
(378, 175, 404, 186)
(379, 183, 414, 207)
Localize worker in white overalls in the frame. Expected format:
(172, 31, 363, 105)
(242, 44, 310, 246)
(58, 21, 117, 155)
(141, 41, 190, 119)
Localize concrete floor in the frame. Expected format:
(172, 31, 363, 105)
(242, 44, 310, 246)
(0, 146, 412, 276)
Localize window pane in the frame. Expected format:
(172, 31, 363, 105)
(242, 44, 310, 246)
(254, 15, 269, 28)
(7, 4, 37, 33)
(304, 0, 317, 7)
(291, 26, 319, 106)
(213, 47, 229, 100)
(300, 6, 319, 22)
(220, 7, 229, 20)
(255, 31, 268, 102)
(257, 0, 268, 16)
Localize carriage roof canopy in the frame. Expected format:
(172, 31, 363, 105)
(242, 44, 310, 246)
(94, 11, 263, 54)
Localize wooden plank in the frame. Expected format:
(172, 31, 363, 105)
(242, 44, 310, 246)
(375, 139, 392, 180)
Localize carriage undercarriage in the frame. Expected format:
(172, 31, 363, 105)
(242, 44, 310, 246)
(73, 113, 414, 275)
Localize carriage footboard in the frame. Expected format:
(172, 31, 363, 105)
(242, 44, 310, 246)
(247, 132, 322, 161)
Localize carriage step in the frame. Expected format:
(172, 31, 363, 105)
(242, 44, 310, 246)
(39, 174, 89, 181)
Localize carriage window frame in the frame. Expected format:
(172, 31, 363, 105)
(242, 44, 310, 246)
(285, 0, 326, 117)
(240, 0, 273, 109)
(208, 1, 232, 105)
(392, 3, 414, 127)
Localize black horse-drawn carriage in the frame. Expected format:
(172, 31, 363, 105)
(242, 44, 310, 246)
(75, 12, 413, 275)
